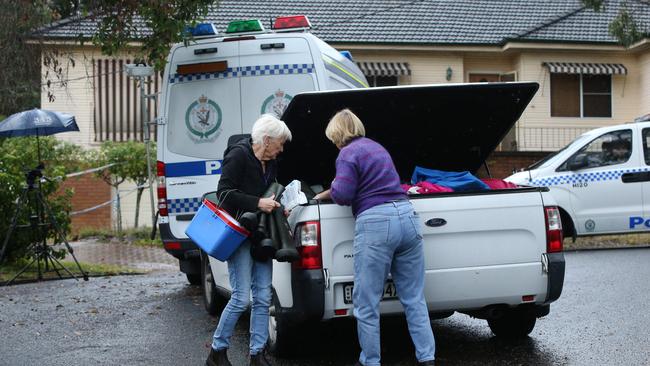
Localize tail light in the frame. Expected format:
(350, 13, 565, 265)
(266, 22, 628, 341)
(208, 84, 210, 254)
(545, 206, 563, 253)
(156, 161, 168, 217)
(292, 221, 322, 270)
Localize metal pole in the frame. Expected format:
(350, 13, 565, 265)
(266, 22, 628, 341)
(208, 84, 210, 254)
(140, 77, 156, 227)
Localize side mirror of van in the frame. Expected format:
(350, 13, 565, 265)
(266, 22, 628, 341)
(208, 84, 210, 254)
(566, 154, 588, 171)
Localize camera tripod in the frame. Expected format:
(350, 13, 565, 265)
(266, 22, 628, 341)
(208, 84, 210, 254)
(0, 165, 88, 286)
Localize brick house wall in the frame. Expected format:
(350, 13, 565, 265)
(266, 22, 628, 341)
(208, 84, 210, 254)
(60, 174, 112, 233)
(481, 151, 551, 179)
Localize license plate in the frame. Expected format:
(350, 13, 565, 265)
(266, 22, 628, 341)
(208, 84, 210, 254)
(343, 280, 397, 304)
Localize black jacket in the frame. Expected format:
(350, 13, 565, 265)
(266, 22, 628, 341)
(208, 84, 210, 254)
(216, 138, 277, 217)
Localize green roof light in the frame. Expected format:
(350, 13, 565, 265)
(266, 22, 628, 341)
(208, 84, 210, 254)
(225, 19, 264, 34)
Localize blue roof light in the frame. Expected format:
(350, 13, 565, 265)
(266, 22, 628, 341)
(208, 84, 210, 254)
(340, 50, 353, 61)
(186, 23, 218, 37)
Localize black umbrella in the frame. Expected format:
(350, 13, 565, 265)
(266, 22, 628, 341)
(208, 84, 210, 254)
(0, 108, 80, 162)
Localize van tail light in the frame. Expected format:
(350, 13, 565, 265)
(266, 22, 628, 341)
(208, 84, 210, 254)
(156, 161, 168, 217)
(292, 221, 322, 270)
(545, 206, 563, 253)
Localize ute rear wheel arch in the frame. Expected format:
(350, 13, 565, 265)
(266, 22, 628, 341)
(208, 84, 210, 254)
(268, 292, 309, 357)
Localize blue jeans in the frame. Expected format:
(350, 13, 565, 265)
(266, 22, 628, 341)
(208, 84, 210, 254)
(212, 240, 273, 355)
(353, 201, 435, 366)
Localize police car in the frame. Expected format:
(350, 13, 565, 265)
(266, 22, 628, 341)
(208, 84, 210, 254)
(506, 119, 650, 238)
(155, 16, 367, 285)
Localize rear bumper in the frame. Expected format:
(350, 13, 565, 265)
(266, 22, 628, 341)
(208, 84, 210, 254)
(276, 269, 325, 325)
(544, 252, 565, 304)
(159, 223, 200, 274)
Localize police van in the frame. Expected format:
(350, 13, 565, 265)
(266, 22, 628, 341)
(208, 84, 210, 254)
(506, 119, 650, 238)
(156, 16, 368, 284)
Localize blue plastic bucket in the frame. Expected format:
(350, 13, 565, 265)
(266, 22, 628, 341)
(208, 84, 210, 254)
(185, 199, 250, 261)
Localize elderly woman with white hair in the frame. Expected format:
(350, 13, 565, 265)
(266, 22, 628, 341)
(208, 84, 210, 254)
(206, 114, 292, 366)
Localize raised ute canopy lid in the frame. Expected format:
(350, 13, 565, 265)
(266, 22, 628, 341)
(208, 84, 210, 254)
(277, 82, 538, 186)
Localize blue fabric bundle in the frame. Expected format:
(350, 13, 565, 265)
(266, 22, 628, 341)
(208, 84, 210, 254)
(411, 166, 490, 191)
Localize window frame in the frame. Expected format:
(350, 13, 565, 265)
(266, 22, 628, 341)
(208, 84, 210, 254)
(549, 73, 612, 119)
(642, 128, 650, 166)
(557, 128, 632, 172)
(366, 75, 399, 87)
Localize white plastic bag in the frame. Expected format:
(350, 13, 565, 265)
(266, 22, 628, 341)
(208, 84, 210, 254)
(281, 180, 308, 210)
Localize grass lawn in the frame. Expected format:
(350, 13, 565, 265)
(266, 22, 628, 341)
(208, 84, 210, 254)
(72, 226, 163, 247)
(564, 233, 650, 250)
(0, 260, 143, 284)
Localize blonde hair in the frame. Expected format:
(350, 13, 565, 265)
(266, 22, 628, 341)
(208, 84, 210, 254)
(251, 114, 292, 144)
(325, 109, 365, 147)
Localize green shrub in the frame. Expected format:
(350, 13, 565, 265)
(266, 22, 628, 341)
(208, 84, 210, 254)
(0, 136, 81, 263)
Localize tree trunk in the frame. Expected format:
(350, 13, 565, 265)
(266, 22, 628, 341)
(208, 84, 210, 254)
(135, 188, 144, 228)
(113, 182, 122, 233)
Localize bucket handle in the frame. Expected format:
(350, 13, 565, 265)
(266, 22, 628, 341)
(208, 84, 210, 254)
(216, 189, 244, 221)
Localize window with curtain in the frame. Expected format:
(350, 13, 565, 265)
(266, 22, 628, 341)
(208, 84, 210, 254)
(550, 73, 611, 118)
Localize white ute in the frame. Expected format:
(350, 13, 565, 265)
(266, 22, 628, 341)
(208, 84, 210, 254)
(204, 82, 566, 356)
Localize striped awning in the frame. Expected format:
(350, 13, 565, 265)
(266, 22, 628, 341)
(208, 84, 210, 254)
(356, 62, 411, 77)
(542, 62, 627, 75)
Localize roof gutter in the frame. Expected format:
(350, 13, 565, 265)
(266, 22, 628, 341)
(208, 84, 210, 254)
(332, 40, 629, 53)
(501, 41, 627, 52)
(26, 38, 144, 48)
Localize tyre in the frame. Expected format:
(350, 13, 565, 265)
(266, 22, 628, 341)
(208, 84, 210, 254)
(201, 251, 225, 315)
(186, 273, 201, 286)
(487, 309, 537, 338)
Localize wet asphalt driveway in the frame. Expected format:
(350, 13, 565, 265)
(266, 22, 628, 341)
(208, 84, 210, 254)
(1, 248, 649, 366)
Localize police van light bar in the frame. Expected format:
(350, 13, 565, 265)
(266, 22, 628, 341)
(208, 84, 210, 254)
(273, 15, 311, 30)
(225, 19, 265, 34)
(186, 23, 218, 37)
(339, 50, 353, 61)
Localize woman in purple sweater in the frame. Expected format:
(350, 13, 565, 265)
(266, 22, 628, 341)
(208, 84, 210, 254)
(314, 109, 435, 366)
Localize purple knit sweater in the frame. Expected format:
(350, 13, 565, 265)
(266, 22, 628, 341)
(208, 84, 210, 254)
(330, 137, 406, 217)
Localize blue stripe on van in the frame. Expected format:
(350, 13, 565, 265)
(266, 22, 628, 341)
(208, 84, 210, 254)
(165, 160, 222, 177)
(530, 167, 650, 186)
(168, 63, 314, 84)
(168, 197, 202, 214)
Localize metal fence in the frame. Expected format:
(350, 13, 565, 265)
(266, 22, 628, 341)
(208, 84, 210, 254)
(508, 126, 592, 152)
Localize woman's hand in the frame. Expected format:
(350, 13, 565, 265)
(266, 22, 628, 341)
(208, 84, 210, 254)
(313, 189, 331, 201)
(258, 194, 280, 213)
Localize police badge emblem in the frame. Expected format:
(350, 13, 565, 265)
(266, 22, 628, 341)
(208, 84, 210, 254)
(261, 89, 293, 118)
(185, 95, 222, 142)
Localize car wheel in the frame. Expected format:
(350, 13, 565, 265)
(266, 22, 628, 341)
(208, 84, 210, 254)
(186, 273, 201, 286)
(201, 251, 225, 315)
(487, 309, 536, 338)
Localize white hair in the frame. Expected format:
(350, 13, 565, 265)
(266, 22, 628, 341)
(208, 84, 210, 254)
(251, 114, 292, 144)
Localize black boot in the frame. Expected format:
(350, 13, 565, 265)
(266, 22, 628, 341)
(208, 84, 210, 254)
(206, 348, 232, 366)
(418, 360, 435, 366)
(249, 349, 272, 366)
